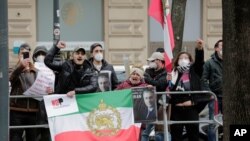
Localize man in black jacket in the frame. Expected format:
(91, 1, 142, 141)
(142, 52, 168, 141)
(201, 40, 223, 141)
(88, 43, 118, 90)
(44, 41, 98, 96)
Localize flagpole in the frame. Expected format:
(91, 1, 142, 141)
(162, 0, 170, 140)
(53, 0, 60, 46)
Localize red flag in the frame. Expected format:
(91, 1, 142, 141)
(149, 0, 175, 72)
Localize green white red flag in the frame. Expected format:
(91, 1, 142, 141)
(44, 89, 141, 141)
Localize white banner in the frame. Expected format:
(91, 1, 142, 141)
(44, 94, 79, 117)
(24, 62, 55, 100)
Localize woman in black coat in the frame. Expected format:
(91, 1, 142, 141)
(169, 39, 204, 141)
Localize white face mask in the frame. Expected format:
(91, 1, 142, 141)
(148, 62, 157, 69)
(36, 55, 45, 62)
(94, 53, 103, 62)
(178, 59, 190, 67)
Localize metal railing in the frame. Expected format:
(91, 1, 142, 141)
(153, 91, 221, 141)
(9, 95, 49, 129)
(9, 91, 222, 141)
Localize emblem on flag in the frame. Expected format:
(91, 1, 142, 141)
(87, 99, 122, 136)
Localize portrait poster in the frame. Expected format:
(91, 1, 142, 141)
(98, 70, 111, 92)
(131, 87, 157, 123)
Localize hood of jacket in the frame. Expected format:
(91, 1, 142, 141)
(32, 45, 48, 62)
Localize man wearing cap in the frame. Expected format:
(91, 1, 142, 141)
(144, 52, 168, 92)
(88, 43, 118, 90)
(9, 43, 38, 141)
(44, 41, 98, 96)
(141, 52, 168, 141)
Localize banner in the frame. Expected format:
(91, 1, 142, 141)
(44, 89, 141, 141)
(24, 62, 55, 100)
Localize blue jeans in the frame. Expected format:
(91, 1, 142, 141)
(155, 132, 171, 141)
(208, 97, 222, 141)
(141, 124, 171, 141)
(141, 124, 154, 141)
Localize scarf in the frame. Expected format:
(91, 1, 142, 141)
(176, 64, 190, 73)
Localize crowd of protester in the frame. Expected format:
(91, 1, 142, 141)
(9, 39, 223, 141)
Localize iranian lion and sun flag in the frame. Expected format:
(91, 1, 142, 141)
(44, 0, 174, 141)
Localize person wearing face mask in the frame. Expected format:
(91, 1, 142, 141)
(33, 45, 47, 63)
(201, 39, 223, 141)
(142, 52, 170, 141)
(145, 52, 168, 91)
(88, 43, 119, 90)
(44, 41, 98, 96)
(32, 45, 54, 141)
(167, 39, 204, 141)
(116, 64, 148, 90)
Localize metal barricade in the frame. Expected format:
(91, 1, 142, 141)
(9, 91, 222, 141)
(153, 91, 221, 141)
(9, 95, 49, 130)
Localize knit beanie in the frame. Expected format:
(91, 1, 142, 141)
(130, 64, 144, 78)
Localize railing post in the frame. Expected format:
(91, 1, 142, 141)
(0, 0, 9, 140)
(162, 94, 169, 141)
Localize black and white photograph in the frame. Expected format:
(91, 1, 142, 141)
(132, 87, 157, 123)
(97, 71, 111, 92)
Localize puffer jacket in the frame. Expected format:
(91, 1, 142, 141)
(201, 52, 222, 97)
(89, 58, 119, 90)
(10, 64, 38, 112)
(44, 46, 98, 94)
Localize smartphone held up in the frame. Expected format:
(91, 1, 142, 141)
(23, 52, 30, 59)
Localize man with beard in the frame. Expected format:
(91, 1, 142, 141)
(44, 41, 98, 96)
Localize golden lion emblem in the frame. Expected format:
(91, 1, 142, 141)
(87, 99, 121, 136)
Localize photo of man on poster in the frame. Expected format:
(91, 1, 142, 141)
(97, 72, 111, 92)
(132, 87, 157, 123)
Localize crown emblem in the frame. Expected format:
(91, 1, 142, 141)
(98, 99, 107, 111)
(87, 99, 121, 136)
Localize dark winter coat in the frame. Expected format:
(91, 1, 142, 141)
(10, 64, 38, 112)
(44, 46, 98, 94)
(89, 58, 119, 90)
(201, 52, 223, 97)
(170, 49, 205, 105)
(144, 68, 168, 92)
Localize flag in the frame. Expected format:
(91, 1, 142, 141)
(45, 89, 141, 141)
(149, 0, 175, 72)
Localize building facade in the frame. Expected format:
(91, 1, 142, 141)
(7, 0, 222, 68)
